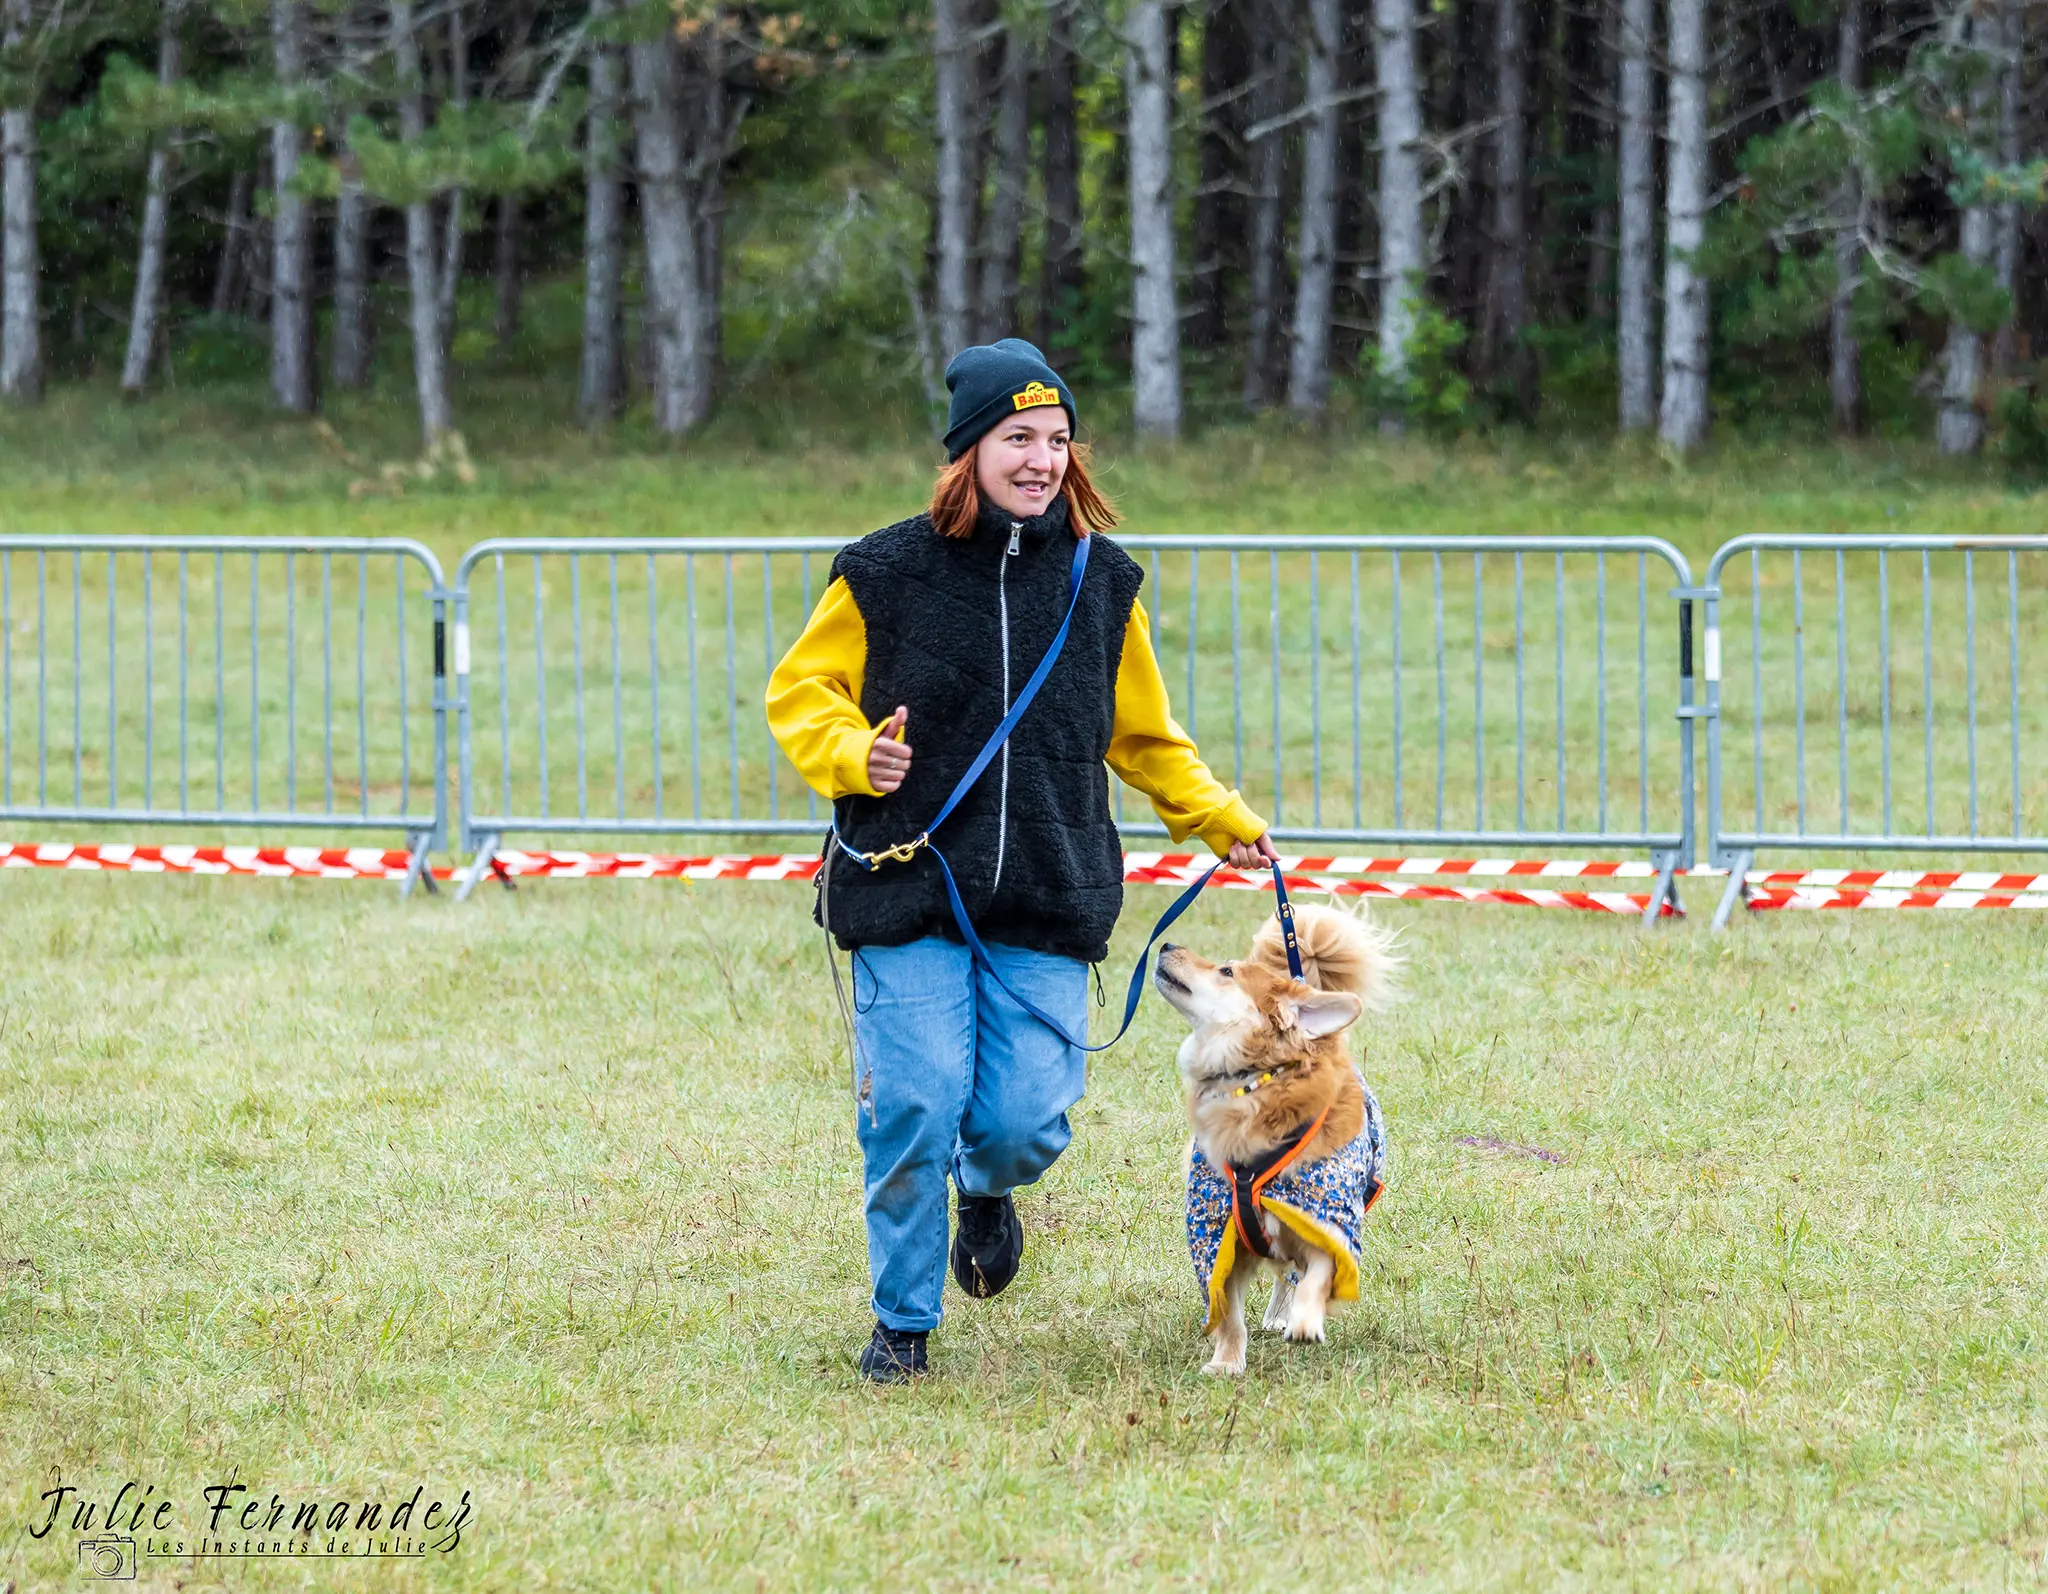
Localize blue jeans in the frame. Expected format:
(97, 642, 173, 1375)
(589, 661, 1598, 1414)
(850, 936, 1089, 1332)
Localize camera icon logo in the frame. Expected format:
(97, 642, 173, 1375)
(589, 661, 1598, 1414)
(78, 1537, 137, 1579)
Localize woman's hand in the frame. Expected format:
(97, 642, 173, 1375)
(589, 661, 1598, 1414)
(1227, 833, 1280, 871)
(868, 706, 912, 794)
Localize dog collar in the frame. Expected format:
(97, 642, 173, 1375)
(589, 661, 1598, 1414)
(1222, 1062, 1297, 1098)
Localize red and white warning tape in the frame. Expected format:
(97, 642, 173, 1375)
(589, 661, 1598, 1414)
(1732, 866, 2048, 911)
(1, 841, 1664, 911)
(1120, 856, 1673, 915)
(1747, 885, 2048, 911)
(1745, 866, 2048, 893)
(1261, 855, 1664, 879)
(476, 849, 1668, 885)
(11, 841, 2044, 912)
(486, 850, 823, 881)
(478, 849, 1676, 914)
(0, 841, 453, 880)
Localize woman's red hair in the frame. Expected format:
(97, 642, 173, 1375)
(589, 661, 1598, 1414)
(928, 442, 1119, 540)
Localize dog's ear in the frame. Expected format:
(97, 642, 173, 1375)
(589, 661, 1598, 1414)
(1281, 989, 1362, 1038)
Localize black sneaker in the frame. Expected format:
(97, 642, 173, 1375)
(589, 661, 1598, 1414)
(858, 1321, 928, 1384)
(951, 1192, 1023, 1299)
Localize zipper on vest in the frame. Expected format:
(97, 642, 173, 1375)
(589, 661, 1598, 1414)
(993, 522, 1020, 892)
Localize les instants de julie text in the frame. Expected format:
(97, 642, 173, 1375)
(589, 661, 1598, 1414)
(31, 1475, 474, 1557)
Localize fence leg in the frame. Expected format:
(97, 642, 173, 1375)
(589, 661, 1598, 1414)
(1641, 849, 1684, 926)
(456, 832, 506, 902)
(1710, 848, 1754, 932)
(400, 832, 439, 899)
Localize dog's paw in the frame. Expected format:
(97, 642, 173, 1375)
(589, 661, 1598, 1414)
(1283, 1317, 1327, 1344)
(1261, 1280, 1296, 1333)
(1202, 1353, 1247, 1377)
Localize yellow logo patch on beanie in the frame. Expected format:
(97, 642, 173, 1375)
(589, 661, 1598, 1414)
(1010, 381, 1063, 411)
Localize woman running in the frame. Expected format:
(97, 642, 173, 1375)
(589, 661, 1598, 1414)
(767, 338, 1276, 1382)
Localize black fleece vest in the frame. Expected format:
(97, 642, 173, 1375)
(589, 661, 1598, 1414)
(819, 496, 1144, 964)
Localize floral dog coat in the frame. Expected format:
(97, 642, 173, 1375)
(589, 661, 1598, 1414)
(1185, 1070, 1387, 1333)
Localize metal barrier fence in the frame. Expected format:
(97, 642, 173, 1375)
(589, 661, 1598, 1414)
(0, 536, 450, 891)
(1702, 534, 2048, 926)
(25, 527, 2046, 933)
(449, 535, 1700, 910)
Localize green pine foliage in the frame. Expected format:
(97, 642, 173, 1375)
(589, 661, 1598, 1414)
(0, 0, 2042, 443)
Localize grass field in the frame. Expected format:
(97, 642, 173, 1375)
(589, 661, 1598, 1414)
(5, 379, 2048, 564)
(3, 872, 2047, 1590)
(5, 409, 2048, 1588)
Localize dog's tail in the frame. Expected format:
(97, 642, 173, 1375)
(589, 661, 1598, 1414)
(1251, 901, 1400, 1009)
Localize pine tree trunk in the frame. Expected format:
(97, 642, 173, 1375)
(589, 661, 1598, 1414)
(1444, 0, 1483, 328)
(270, 0, 315, 414)
(1617, 0, 1655, 430)
(0, 0, 37, 403)
(1487, 0, 1534, 418)
(1372, 0, 1423, 427)
(631, 29, 709, 436)
(697, 168, 723, 381)
(0, 111, 34, 405)
(1126, 0, 1181, 438)
(331, 174, 371, 389)
(1938, 2, 1997, 455)
(438, 2, 468, 351)
(1939, 211, 1994, 454)
(121, 4, 182, 396)
(1828, 0, 1863, 433)
(394, 0, 451, 445)
(1243, 5, 1287, 410)
(494, 196, 522, 353)
(247, 172, 274, 323)
(211, 170, 252, 318)
(977, 24, 1030, 341)
(689, 17, 728, 388)
(1586, 7, 1617, 327)
(1989, 0, 2021, 375)
(1287, 0, 1342, 414)
(329, 5, 372, 390)
(1589, 203, 1615, 325)
(1039, 0, 1084, 363)
(1333, 40, 1371, 374)
(1576, 1, 1613, 325)
(1657, 0, 1709, 451)
(579, 0, 625, 426)
(1527, 0, 1563, 331)
(437, 201, 464, 349)
(933, 0, 975, 357)
(1192, 0, 1247, 350)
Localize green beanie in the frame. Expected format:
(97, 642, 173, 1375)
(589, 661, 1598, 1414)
(942, 339, 1078, 461)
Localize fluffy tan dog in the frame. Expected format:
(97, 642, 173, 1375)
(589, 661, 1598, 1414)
(1154, 903, 1397, 1374)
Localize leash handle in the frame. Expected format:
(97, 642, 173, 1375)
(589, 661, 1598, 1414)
(1269, 859, 1305, 980)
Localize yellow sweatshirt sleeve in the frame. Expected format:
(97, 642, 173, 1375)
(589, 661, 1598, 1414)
(765, 577, 887, 801)
(1107, 599, 1267, 855)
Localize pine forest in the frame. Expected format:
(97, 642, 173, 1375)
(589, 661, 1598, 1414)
(0, 0, 2044, 456)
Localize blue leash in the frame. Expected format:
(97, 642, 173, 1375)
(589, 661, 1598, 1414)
(828, 533, 1305, 1053)
(930, 849, 1303, 1052)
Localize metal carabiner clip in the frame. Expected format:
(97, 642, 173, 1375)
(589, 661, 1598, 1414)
(863, 832, 930, 868)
